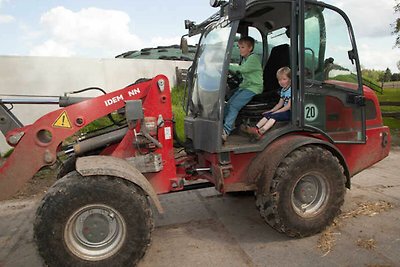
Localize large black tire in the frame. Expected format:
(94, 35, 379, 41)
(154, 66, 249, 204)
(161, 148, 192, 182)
(34, 171, 154, 267)
(256, 145, 346, 237)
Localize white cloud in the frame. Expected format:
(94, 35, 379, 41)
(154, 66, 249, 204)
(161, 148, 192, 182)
(25, 1, 400, 71)
(29, 39, 75, 57)
(0, 14, 14, 24)
(30, 6, 144, 58)
(328, 0, 395, 38)
(325, 0, 399, 71)
(358, 36, 400, 71)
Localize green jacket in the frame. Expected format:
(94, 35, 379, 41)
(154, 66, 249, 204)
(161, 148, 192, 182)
(229, 53, 263, 94)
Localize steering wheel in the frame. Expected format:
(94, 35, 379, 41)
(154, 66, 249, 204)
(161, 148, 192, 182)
(227, 70, 242, 91)
(225, 70, 242, 100)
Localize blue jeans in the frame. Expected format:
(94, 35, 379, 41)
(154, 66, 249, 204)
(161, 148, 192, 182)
(223, 89, 256, 134)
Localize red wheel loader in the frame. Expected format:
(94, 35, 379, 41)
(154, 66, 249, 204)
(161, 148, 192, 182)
(0, 0, 390, 266)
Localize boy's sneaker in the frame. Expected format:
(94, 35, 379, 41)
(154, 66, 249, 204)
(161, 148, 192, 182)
(239, 124, 250, 134)
(240, 124, 261, 138)
(247, 127, 262, 140)
(222, 130, 228, 142)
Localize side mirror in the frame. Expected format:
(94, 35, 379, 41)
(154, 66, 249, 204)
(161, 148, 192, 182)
(184, 20, 195, 30)
(348, 49, 356, 65)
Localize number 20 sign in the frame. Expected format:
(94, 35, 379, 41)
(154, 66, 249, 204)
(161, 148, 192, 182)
(304, 103, 318, 122)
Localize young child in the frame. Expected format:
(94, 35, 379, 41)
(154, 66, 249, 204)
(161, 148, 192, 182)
(245, 66, 291, 138)
(222, 36, 263, 142)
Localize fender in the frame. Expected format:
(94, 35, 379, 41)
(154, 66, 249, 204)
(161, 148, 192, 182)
(76, 155, 163, 213)
(247, 134, 350, 198)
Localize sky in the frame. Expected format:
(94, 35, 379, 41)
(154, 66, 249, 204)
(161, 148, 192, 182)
(0, 0, 399, 71)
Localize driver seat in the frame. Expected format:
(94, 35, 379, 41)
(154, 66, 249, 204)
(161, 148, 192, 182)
(238, 44, 290, 121)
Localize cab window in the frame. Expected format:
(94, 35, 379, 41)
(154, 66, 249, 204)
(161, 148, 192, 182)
(304, 5, 359, 87)
(231, 27, 263, 64)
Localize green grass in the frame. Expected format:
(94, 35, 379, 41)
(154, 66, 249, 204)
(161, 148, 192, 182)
(79, 113, 125, 134)
(376, 87, 400, 146)
(171, 85, 186, 143)
(382, 117, 400, 130)
(381, 106, 400, 112)
(332, 74, 384, 94)
(332, 74, 357, 83)
(379, 87, 400, 102)
(61, 113, 125, 145)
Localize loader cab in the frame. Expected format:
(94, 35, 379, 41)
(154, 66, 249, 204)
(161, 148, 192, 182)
(184, 0, 365, 153)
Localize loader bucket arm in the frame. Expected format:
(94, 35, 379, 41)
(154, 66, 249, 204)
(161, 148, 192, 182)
(0, 75, 169, 200)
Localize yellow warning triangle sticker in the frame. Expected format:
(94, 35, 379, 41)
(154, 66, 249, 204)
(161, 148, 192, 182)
(53, 111, 72, 128)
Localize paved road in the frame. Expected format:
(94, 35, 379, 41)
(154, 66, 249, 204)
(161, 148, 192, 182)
(0, 148, 399, 267)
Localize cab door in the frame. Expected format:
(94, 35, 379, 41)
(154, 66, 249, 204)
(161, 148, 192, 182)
(299, 1, 366, 143)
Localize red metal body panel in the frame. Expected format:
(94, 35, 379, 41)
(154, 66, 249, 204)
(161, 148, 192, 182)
(336, 126, 390, 177)
(0, 75, 177, 200)
(335, 86, 391, 176)
(312, 85, 391, 177)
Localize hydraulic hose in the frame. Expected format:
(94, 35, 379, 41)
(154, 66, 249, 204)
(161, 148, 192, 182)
(66, 127, 128, 156)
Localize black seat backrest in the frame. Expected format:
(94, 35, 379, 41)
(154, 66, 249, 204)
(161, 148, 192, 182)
(252, 44, 290, 103)
(264, 44, 290, 92)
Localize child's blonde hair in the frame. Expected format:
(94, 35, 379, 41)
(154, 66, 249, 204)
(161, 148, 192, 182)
(238, 36, 255, 51)
(277, 66, 291, 79)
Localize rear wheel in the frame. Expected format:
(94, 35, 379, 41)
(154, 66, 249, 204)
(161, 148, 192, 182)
(34, 171, 154, 266)
(256, 145, 346, 237)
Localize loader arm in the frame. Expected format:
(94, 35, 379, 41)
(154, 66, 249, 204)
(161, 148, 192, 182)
(0, 75, 171, 200)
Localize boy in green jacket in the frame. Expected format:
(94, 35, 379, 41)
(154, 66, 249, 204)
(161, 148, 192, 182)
(223, 36, 263, 142)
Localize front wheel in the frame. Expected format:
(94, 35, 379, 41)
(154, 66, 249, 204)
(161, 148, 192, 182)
(34, 171, 154, 267)
(256, 145, 346, 237)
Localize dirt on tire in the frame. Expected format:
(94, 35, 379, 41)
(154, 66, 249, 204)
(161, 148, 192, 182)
(34, 172, 154, 267)
(257, 145, 346, 237)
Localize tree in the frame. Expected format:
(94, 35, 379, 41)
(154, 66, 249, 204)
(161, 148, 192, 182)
(362, 68, 384, 82)
(391, 73, 400, 81)
(393, 1, 400, 71)
(394, 1, 400, 48)
(384, 68, 392, 82)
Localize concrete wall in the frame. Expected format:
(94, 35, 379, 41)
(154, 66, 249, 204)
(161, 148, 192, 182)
(0, 56, 192, 155)
(383, 81, 400, 89)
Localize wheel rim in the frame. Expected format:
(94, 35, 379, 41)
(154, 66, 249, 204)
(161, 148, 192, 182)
(64, 204, 126, 261)
(291, 172, 328, 217)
